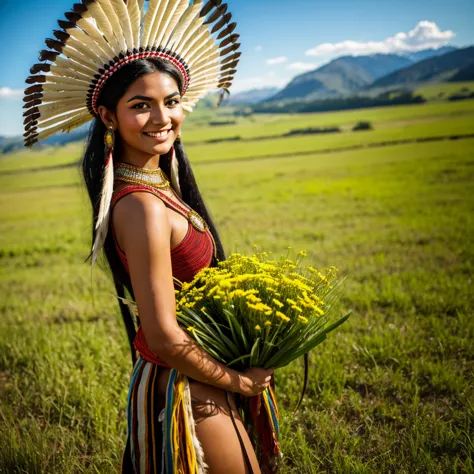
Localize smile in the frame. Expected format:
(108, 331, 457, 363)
(143, 130, 171, 138)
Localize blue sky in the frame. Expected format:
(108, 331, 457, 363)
(1, 0, 473, 137)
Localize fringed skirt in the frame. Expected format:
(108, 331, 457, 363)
(121, 356, 281, 474)
(122, 356, 167, 474)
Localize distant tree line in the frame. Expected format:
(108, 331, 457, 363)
(252, 91, 426, 114)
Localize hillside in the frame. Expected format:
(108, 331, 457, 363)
(370, 46, 474, 88)
(269, 54, 413, 102)
(226, 87, 279, 106)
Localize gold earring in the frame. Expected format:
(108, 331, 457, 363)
(104, 126, 115, 150)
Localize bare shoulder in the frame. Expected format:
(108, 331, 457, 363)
(112, 190, 170, 246)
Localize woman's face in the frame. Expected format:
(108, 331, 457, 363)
(106, 70, 184, 159)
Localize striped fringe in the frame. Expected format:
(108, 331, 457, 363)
(163, 369, 207, 473)
(126, 358, 207, 474)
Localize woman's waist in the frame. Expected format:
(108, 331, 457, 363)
(133, 325, 172, 368)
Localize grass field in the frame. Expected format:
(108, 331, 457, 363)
(1, 100, 473, 473)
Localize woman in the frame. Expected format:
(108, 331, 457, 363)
(87, 57, 274, 473)
(24, 0, 274, 472)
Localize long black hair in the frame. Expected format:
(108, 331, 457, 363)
(81, 58, 226, 365)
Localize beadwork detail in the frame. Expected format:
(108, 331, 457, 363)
(114, 162, 170, 190)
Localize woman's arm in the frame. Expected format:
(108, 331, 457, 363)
(113, 192, 272, 395)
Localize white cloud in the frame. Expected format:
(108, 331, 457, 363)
(266, 56, 287, 65)
(287, 62, 316, 72)
(254, 45, 263, 52)
(305, 21, 455, 57)
(0, 87, 23, 99)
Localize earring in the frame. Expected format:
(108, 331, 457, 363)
(104, 125, 115, 150)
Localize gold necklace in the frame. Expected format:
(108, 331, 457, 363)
(114, 161, 171, 190)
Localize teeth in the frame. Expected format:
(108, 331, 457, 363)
(145, 130, 169, 138)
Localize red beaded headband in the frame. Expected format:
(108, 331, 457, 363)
(90, 51, 190, 115)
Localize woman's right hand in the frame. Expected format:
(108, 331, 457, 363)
(238, 367, 274, 397)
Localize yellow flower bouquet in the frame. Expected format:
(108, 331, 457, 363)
(175, 250, 351, 371)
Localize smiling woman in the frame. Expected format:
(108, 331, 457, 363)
(20, 0, 278, 472)
(81, 54, 268, 474)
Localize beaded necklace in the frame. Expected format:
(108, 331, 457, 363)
(114, 161, 218, 259)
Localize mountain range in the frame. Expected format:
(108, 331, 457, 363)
(264, 46, 474, 103)
(2, 46, 473, 154)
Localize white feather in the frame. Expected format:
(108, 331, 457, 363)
(40, 90, 87, 100)
(28, 100, 85, 115)
(53, 57, 96, 79)
(92, 151, 114, 265)
(185, 34, 215, 65)
(95, 0, 128, 52)
(82, 3, 122, 56)
(110, 0, 134, 51)
(165, 1, 203, 52)
(75, 18, 117, 59)
(50, 64, 92, 82)
(40, 83, 88, 93)
(142, 0, 169, 47)
(170, 146, 182, 198)
(154, 0, 189, 48)
(37, 108, 88, 129)
(37, 106, 88, 122)
(188, 41, 219, 68)
(180, 25, 209, 59)
(44, 74, 90, 87)
(65, 33, 110, 64)
(127, 0, 141, 50)
(34, 110, 90, 141)
(61, 44, 101, 72)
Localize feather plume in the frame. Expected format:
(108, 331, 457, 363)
(200, 0, 221, 18)
(220, 42, 240, 57)
(142, 0, 169, 47)
(44, 75, 90, 87)
(39, 83, 88, 93)
(211, 13, 232, 34)
(60, 44, 102, 71)
(185, 34, 215, 65)
(34, 105, 88, 123)
(180, 25, 211, 60)
(33, 90, 86, 100)
(204, 4, 227, 25)
(170, 146, 182, 198)
(74, 18, 118, 58)
(127, 0, 141, 50)
(24, 100, 84, 116)
(91, 147, 114, 265)
(50, 64, 93, 82)
(95, 0, 127, 52)
(219, 33, 239, 49)
(216, 21, 236, 40)
(154, 0, 188, 47)
(165, 0, 203, 52)
(34, 108, 88, 130)
(82, 3, 122, 55)
(109, 0, 134, 52)
(221, 51, 241, 64)
(54, 56, 97, 78)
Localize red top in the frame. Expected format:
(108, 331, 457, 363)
(110, 184, 216, 367)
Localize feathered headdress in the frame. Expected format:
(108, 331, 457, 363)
(23, 0, 240, 263)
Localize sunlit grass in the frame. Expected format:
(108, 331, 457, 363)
(1, 104, 473, 472)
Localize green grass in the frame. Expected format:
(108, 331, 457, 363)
(1, 102, 474, 473)
(415, 81, 474, 101)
